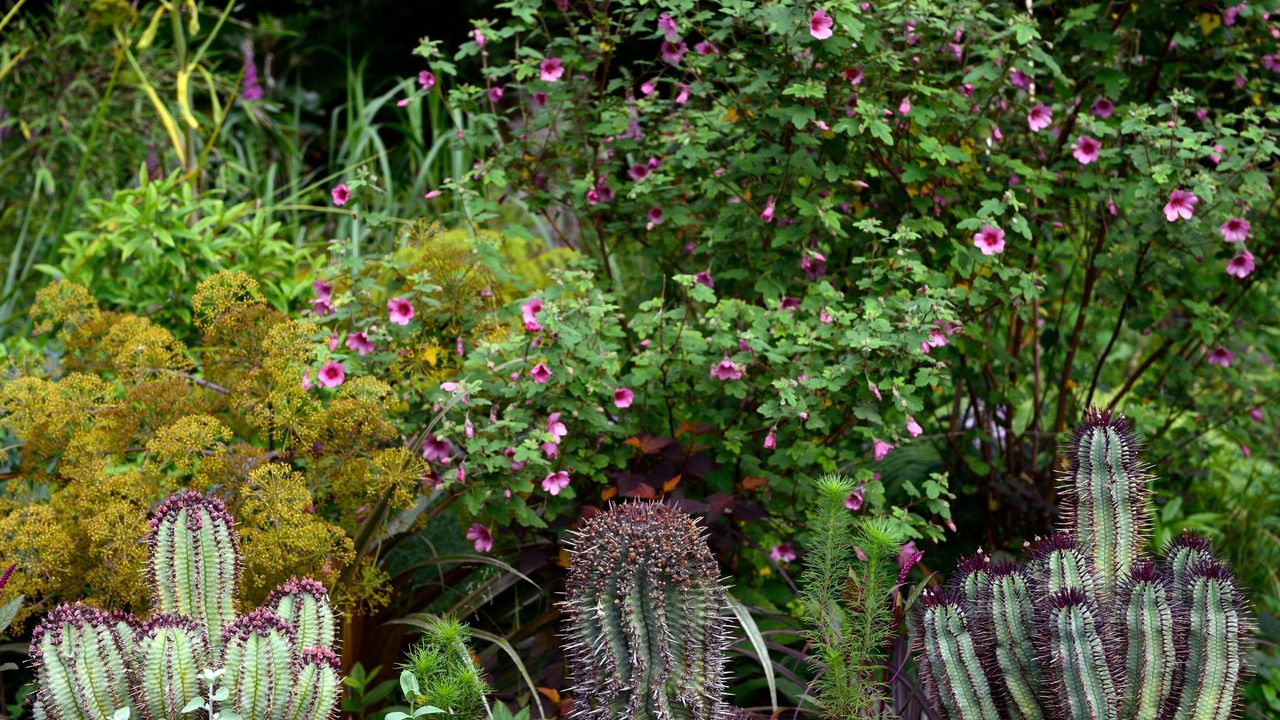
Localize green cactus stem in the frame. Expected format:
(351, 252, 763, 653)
(915, 589, 1000, 720)
(29, 604, 136, 720)
(562, 501, 732, 720)
(147, 491, 239, 653)
(1045, 589, 1117, 720)
(133, 615, 209, 720)
(981, 562, 1043, 720)
(287, 647, 343, 720)
(267, 577, 337, 652)
(1173, 561, 1249, 720)
(222, 608, 297, 720)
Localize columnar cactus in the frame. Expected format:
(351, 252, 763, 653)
(561, 502, 735, 720)
(915, 409, 1252, 720)
(28, 491, 343, 720)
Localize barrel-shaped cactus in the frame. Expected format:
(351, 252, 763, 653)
(562, 501, 734, 720)
(915, 409, 1252, 720)
(28, 490, 343, 720)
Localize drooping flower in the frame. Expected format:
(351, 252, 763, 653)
(472, 29, 487, 47)
(345, 332, 375, 356)
(331, 184, 351, 206)
(640, 79, 656, 97)
(421, 435, 451, 464)
(540, 57, 565, 82)
(873, 439, 895, 461)
(311, 299, 333, 317)
(763, 427, 777, 450)
(1220, 218, 1251, 243)
(711, 356, 744, 381)
(1163, 189, 1198, 222)
(546, 412, 568, 444)
(418, 70, 436, 90)
(658, 13, 679, 40)
(1072, 135, 1101, 165)
(1227, 249, 1256, 278)
(1009, 68, 1031, 90)
(1224, 3, 1246, 25)
(770, 542, 797, 563)
(802, 252, 827, 281)
(521, 297, 543, 331)
(973, 224, 1006, 256)
(301, 371, 312, 391)
(843, 66, 864, 85)
(675, 83, 690, 105)
(465, 524, 493, 553)
(488, 86, 504, 103)
(898, 540, 924, 570)
(661, 40, 688, 64)
(1207, 347, 1235, 367)
(542, 470, 571, 495)
(1027, 104, 1052, 132)
(845, 486, 865, 511)
(1250, 407, 1264, 423)
(898, 98, 911, 115)
(695, 41, 718, 55)
(613, 387, 634, 408)
(809, 8, 835, 40)
(760, 197, 776, 223)
(318, 361, 345, 388)
(387, 297, 415, 325)
(907, 416, 923, 437)
(628, 163, 650, 181)
(312, 279, 333, 301)
(530, 363, 552, 383)
(694, 270, 714, 288)
(1090, 98, 1114, 118)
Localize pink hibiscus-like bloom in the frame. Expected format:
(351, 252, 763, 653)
(761, 197, 776, 223)
(1250, 407, 1264, 423)
(1027, 104, 1052, 132)
(640, 79, 656, 97)
(1072, 135, 1101, 165)
(628, 163, 650, 182)
(345, 332, 375, 356)
(898, 540, 924, 570)
(1221, 218, 1251, 243)
(418, 70, 436, 90)
(311, 299, 333, 317)
(1224, 2, 1246, 25)
(763, 427, 777, 450)
(973, 224, 1006, 256)
(546, 412, 568, 444)
(421, 435, 451, 464)
(1009, 68, 1031, 90)
(331, 183, 351, 206)
(1207, 347, 1235, 367)
(521, 297, 543, 332)
(318, 361, 345, 388)
(675, 83, 691, 105)
(646, 206, 664, 229)
(661, 39, 688, 65)
(843, 66, 864, 85)
(472, 29, 487, 47)
(613, 387, 634, 408)
(898, 98, 911, 116)
(1163, 189, 1198, 222)
(542, 470, 571, 495)
(770, 542, 797, 563)
(488, 86, 504, 103)
(312, 279, 333, 301)
(809, 8, 835, 39)
(465, 524, 493, 553)
(845, 485, 865, 511)
(540, 57, 564, 82)
(711, 356, 744, 381)
(301, 371, 312, 391)
(695, 270, 714, 288)
(907, 416, 923, 437)
(1227, 249, 1256, 278)
(695, 41, 718, 55)
(530, 363, 552, 383)
(658, 13, 679, 40)
(387, 297, 415, 325)
(873, 439, 895, 461)
(1090, 98, 1114, 118)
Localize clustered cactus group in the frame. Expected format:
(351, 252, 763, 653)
(915, 410, 1251, 720)
(28, 491, 342, 720)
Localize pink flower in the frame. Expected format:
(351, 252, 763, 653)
(628, 163, 650, 181)
(658, 13, 679, 40)
(873, 439, 895, 461)
(312, 279, 333, 301)
(614, 387, 635, 408)
(1220, 218, 1250, 243)
(418, 70, 436, 90)
(1207, 347, 1235, 368)
(318, 361, 345, 388)
(422, 435, 451, 464)
(1090, 98, 1114, 118)
(472, 29, 487, 47)
(530, 363, 552, 383)
(675, 83, 690, 105)
(973, 224, 1006, 256)
(760, 197, 776, 223)
(1227, 249, 1255, 278)
(1241, 444, 1252, 458)
(809, 8, 835, 40)
(770, 542, 797, 563)
(711, 356, 744, 381)
(646, 206, 664, 228)
(1009, 68, 1031, 90)
(1250, 407, 1264, 423)
(695, 270, 714, 288)
(694, 41, 718, 55)
(466, 524, 493, 553)
(301, 371, 312, 391)
(521, 297, 543, 331)
(763, 427, 777, 450)
(869, 381, 882, 401)
(843, 66, 864, 85)
(660, 39, 688, 65)
(311, 299, 333, 317)
(331, 184, 351, 206)
(540, 57, 564, 82)
(1072, 135, 1100, 165)
(456, 462, 467, 484)
(1224, 3, 1246, 25)
(1027, 104, 1052, 132)
(387, 297, 415, 325)
(1163, 189, 1198, 222)
(898, 98, 911, 116)
(488, 86, 504, 103)
(345, 332, 375, 356)
(845, 486, 865, 511)
(546, 412, 568, 444)
(542, 470, 571, 495)
(820, 308, 833, 324)
(640, 79, 656, 97)
(897, 541, 923, 570)
(907, 417, 923, 437)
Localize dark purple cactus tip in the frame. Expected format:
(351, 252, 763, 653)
(300, 646, 342, 671)
(265, 576, 330, 606)
(988, 559, 1022, 578)
(920, 587, 965, 610)
(221, 607, 296, 645)
(1026, 532, 1077, 561)
(29, 603, 134, 659)
(1187, 558, 1235, 583)
(1050, 587, 1091, 609)
(136, 613, 203, 640)
(149, 490, 236, 535)
(1169, 529, 1213, 553)
(1077, 406, 1130, 433)
(1126, 558, 1165, 584)
(955, 550, 991, 576)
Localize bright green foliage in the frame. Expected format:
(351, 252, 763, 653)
(27, 491, 344, 720)
(399, 615, 489, 718)
(915, 410, 1252, 720)
(561, 502, 733, 720)
(799, 475, 906, 716)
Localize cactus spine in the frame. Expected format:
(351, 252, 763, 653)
(562, 502, 734, 720)
(915, 409, 1253, 720)
(29, 490, 343, 720)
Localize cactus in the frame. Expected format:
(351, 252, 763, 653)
(399, 615, 489, 718)
(561, 501, 734, 720)
(28, 490, 343, 720)
(915, 409, 1253, 720)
